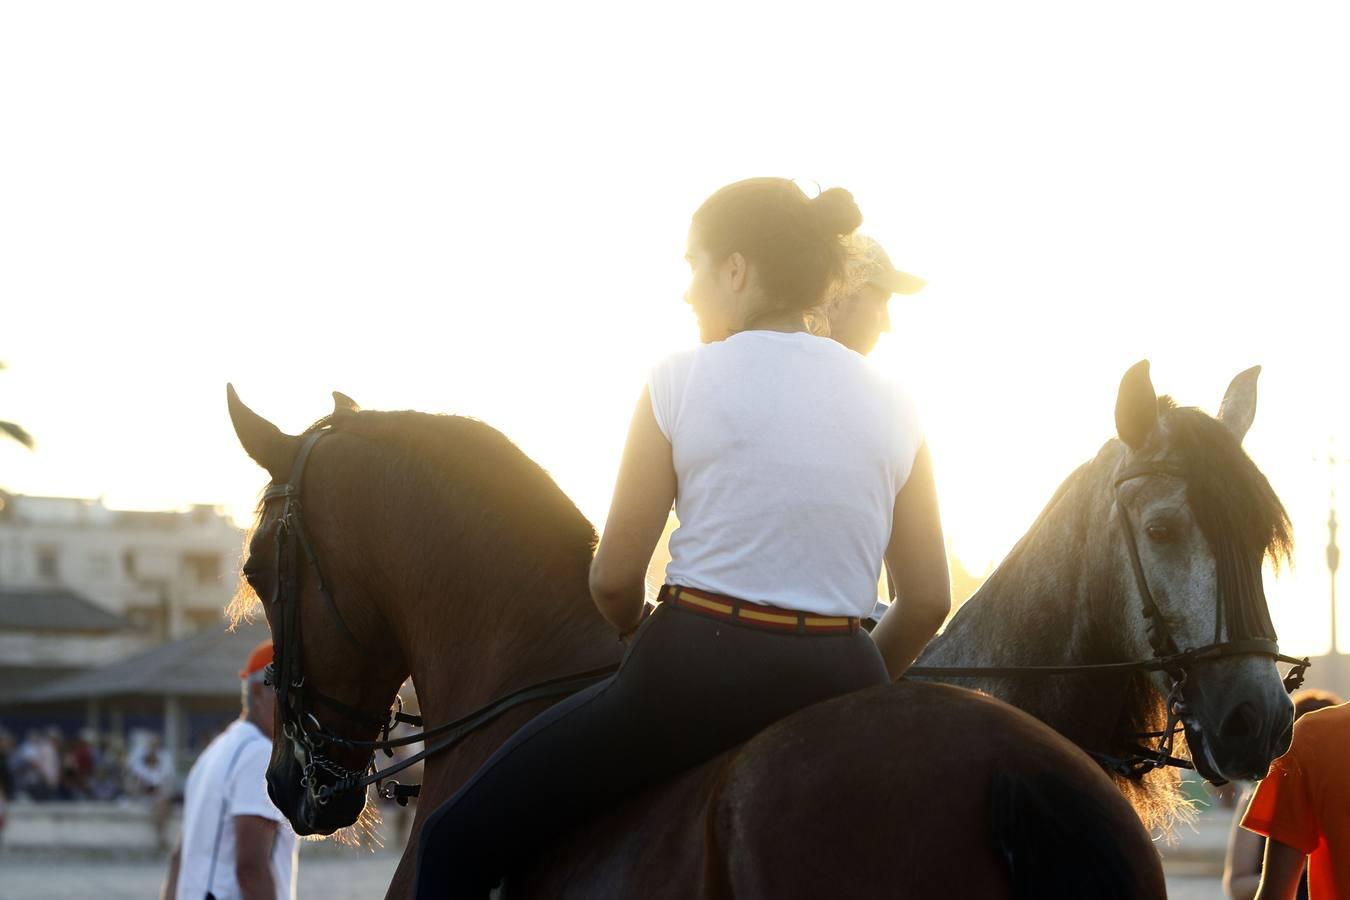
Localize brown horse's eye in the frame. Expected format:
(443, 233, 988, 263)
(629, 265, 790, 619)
(242, 559, 266, 590)
(1145, 524, 1174, 543)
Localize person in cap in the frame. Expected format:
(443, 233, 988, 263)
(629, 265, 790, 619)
(826, 234, 925, 356)
(825, 234, 926, 627)
(161, 640, 297, 900)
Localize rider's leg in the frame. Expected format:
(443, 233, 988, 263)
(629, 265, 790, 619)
(414, 600, 887, 899)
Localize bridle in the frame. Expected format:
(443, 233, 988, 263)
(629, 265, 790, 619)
(259, 424, 616, 811)
(908, 461, 1310, 781)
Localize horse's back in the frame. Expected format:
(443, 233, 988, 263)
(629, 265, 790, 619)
(517, 680, 1166, 899)
(510, 751, 729, 897)
(713, 681, 1165, 899)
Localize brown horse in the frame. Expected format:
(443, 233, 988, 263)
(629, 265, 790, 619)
(227, 386, 1165, 899)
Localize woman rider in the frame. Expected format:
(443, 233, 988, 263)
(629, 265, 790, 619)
(415, 178, 952, 898)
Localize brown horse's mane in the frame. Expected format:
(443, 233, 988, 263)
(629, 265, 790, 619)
(333, 408, 598, 553)
(229, 410, 600, 634)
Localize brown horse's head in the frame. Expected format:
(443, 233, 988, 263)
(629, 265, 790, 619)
(227, 387, 408, 837)
(225, 386, 606, 839)
(1110, 362, 1295, 782)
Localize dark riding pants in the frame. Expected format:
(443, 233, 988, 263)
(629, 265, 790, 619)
(413, 599, 888, 899)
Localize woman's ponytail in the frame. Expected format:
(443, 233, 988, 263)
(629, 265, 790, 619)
(692, 178, 862, 317)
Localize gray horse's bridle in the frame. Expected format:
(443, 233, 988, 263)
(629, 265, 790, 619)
(909, 461, 1310, 782)
(1112, 462, 1299, 668)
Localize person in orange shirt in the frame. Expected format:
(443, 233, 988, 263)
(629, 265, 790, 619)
(1242, 699, 1350, 899)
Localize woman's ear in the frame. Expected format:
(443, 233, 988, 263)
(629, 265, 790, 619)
(724, 251, 749, 292)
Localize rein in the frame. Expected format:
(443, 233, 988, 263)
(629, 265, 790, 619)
(261, 424, 617, 808)
(908, 461, 1310, 782)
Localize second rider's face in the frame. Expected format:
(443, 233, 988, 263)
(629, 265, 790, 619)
(828, 283, 892, 356)
(683, 230, 734, 343)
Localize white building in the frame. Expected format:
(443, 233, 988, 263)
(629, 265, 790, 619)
(0, 492, 249, 770)
(0, 490, 245, 643)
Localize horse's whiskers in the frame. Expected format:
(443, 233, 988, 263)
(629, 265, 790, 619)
(323, 799, 386, 850)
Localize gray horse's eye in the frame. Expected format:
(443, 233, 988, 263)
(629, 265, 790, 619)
(1145, 523, 1174, 543)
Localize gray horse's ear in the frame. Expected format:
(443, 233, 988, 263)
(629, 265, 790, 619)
(1115, 360, 1158, 451)
(1218, 366, 1260, 444)
(227, 384, 297, 480)
(332, 391, 361, 419)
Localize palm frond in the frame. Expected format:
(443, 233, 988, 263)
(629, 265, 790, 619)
(0, 421, 34, 449)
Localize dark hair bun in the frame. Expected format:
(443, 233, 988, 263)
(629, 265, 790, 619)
(810, 187, 863, 236)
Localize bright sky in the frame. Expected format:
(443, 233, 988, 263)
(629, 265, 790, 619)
(2, 3, 1347, 655)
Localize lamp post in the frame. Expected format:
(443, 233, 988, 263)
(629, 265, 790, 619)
(1330, 505, 1340, 656)
(1317, 447, 1341, 657)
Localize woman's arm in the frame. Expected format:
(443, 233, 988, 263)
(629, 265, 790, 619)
(870, 443, 951, 678)
(1254, 838, 1306, 900)
(590, 387, 677, 636)
(1223, 786, 1264, 899)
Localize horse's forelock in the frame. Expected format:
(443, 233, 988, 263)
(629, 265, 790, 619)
(1162, 405, 1291, 643)
(1163, 406, 1291, 559)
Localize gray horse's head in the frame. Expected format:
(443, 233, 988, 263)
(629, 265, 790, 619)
(1111, 361, 1294, 782)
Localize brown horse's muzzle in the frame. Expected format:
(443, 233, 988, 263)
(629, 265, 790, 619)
(266, 741, 367, 837)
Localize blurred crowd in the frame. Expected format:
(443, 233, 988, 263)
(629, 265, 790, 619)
(0, 725, 173, 804)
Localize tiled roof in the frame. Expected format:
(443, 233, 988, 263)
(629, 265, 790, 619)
(15, 620, 271, 702)
(0, 588, 131, 632)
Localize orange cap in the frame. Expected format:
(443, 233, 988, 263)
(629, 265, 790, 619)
(240, 640, 274, 679)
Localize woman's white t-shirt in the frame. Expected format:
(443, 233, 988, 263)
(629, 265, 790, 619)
(648, 330, 923, 618)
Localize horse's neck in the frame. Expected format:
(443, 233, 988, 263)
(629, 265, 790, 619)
(399, 555, 621, 801)
(402, 539, 617, 703)
(920, 454, 1133, 747)
(926, 526, 1090, 671)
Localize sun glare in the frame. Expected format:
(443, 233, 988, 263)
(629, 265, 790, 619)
(2, 3, 1347, 659)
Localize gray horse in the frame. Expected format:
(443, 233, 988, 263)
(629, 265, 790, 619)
(917, 360, 1296, 829)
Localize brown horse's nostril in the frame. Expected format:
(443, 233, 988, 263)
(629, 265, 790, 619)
(1220, 701, 1261, 742)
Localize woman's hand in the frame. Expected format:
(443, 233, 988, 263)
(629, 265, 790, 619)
(616, 604, 651, 645)
(870, 444, 952, 678)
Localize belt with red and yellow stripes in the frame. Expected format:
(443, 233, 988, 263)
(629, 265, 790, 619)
(656, 584, 859, 635)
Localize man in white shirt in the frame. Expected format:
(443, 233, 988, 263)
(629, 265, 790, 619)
(161, 641, 297, 900)
(826, 235, 926, 628)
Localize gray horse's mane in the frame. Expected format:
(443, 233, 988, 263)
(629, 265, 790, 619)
(1162, 402, 1293, 638)
(933, 396, 1293, 833)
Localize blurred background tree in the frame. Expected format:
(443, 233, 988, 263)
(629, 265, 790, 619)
(1, 362, 35, 450)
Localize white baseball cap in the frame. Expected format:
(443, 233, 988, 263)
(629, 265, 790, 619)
(852, 235, 926, 295)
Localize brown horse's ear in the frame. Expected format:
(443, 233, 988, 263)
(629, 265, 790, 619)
(1218, 366, 1260, 445)
(332, 391, 361, 419)
(227, 384, 298, 480)
(1115, 360, 1158, 451)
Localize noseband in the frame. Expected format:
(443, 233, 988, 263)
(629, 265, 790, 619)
(909, 461, 1310, 781)
(259, 424, 616, 811)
